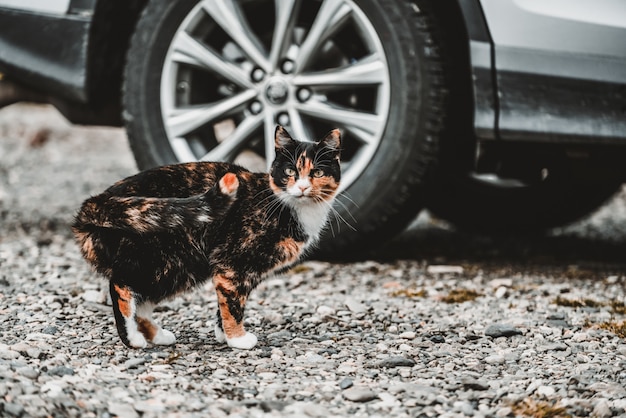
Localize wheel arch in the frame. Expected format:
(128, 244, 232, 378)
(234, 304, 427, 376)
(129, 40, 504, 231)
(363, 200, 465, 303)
(55, 0, 148, 125)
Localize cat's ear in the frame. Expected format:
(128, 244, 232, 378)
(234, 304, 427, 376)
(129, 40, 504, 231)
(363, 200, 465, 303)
(320, 129, 341, 156)
(275, 125, 294, 150)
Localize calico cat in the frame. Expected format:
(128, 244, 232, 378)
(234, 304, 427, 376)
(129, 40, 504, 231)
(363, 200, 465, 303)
(72, 126, 341, 350)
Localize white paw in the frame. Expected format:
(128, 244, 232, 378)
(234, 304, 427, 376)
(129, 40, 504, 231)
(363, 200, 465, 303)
(152, 328, 176, 345)
(214, 323, 226, 343)
(127, 333, 148, 349)
(226, 332, 258, 350)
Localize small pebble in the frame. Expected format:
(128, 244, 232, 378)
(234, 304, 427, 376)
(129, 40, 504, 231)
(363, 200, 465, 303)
(375, 356, 416, 368)
(339, 378, 354, 390)
(485, 324, 523, 338)
(342, 388, 379, 403)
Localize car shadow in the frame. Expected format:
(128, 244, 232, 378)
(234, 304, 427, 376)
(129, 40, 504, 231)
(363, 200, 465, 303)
(367, 213, 626, 272)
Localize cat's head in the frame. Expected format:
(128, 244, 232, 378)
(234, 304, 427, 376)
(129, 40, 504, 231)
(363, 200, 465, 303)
(269, 126, 341, 205)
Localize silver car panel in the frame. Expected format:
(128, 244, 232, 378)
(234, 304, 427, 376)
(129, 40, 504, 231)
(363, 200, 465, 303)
(478, 0, 626, 142)
(0, 0, 70, 15)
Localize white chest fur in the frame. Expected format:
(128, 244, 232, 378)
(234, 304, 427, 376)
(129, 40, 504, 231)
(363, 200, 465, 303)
(291, 200, 332, 246)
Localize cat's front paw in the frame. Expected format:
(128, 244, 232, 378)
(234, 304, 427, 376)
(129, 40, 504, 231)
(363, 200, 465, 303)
(226, 332, 258, 350)
(152, 328, 176, 345)
(127, 333, 148, 349)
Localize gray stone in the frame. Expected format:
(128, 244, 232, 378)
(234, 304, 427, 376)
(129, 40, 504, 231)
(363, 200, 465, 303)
(342, 387, 379, 402)
(339, 378, 354, 390)
(17, 367, 39, 380)
(123, 358, 146, 369)
(41, 326, 59, 335)
(48, 366, 74, 377)
(461, 376, 490, 391)
(108, 403, 139, 418)
(592, 399, 612, 418)
(375, 356, 416, 368)
(485, 324, 523, 338)
(0, 349, 21, 360)
(2, 402, 24, 417)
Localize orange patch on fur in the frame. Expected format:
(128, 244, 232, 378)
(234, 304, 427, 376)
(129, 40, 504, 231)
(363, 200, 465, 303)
(213, 271, 236, 291)
(76, 232, 96, 262)
(269, 178, 282, 194)
(278, 238, 304, 264)
(238, 171, 253, 181)
(219, 173, 239, 195)
(114, 284, 133, 318)
(136, 317, 157, 341)
(296, 154, 313, 177)
(311, 177, 339, 200)
(217, 304, 246, 338)
(213, 272, 246, 339)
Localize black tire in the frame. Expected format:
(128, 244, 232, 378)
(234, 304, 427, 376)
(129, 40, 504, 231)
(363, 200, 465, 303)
(122, 0, 448, 255)
(426, 158, 623, 234)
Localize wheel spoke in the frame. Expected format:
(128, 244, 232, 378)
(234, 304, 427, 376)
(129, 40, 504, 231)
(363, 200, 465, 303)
(269, 0, 301, 69)
(170, 31, 253, 89)
(201, 0, 270, 72)
(171, 137, 199, 162)
(296, 99, 381, 142)
(342, 126, 377, 145)
(165, 90, 257, 138)
(264, 112, 276, 170)
(287, 109, 313, 142)
(293, 53, 386, 88)
(200, 113, 264, 161)
(293, 0, 352, 74)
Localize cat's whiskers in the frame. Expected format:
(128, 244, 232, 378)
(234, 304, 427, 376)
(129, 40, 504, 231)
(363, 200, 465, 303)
(259, 193, 290, 225)
(314, 192, 357, 233)
(336, 191, 359, 210)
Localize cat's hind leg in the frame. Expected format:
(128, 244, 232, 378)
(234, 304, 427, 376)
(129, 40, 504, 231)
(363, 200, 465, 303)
(136, 302, 176, 346)
(109, 283, 176, 347)
(213, 273, 257, 350)
(109, 282, 148, 348)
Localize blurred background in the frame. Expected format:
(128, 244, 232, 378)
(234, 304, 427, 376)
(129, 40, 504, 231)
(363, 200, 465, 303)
(1, 0, 626, 263)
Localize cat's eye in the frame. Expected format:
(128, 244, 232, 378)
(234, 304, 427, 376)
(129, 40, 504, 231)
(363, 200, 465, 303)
(312, 169, 325, 178)
(285, 168, 296, 176)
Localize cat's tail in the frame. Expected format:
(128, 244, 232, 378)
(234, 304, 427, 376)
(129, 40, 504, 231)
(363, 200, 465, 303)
(72, 172, 240, 235)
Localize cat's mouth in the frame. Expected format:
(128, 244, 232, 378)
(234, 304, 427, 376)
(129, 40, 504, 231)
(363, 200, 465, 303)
(285, 191, 314, 202)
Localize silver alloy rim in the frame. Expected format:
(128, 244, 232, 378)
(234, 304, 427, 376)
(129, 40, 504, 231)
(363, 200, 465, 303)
(160, 0, 390, 191)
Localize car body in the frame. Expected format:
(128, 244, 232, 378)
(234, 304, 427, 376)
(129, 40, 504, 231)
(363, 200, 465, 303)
(1, 0, 625, 253)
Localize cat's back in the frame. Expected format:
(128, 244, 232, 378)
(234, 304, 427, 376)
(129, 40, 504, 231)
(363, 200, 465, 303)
(105, 162, 249, 198)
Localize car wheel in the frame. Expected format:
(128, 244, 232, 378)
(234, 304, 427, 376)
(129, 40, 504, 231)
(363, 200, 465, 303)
(425, 156, 623, 233)
(123, 0, 446, 254)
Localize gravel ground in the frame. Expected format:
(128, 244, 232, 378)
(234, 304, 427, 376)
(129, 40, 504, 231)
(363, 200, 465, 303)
(1, 104, 626, 417)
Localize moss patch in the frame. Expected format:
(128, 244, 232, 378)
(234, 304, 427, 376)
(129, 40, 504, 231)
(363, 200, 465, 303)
(552, 296, 604, 308)
(598, 320, 626, 339)
(510, 398, 571, 418)
(441, 289, 482, 304)
(390, 288, 427, 298)
(611, 301, 626, 315)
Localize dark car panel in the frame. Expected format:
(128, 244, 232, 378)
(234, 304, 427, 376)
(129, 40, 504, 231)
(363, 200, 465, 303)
(0, 8, 91, 102)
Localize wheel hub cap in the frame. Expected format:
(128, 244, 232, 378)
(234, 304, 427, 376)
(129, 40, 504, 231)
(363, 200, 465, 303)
(265, 78, 290, 105)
